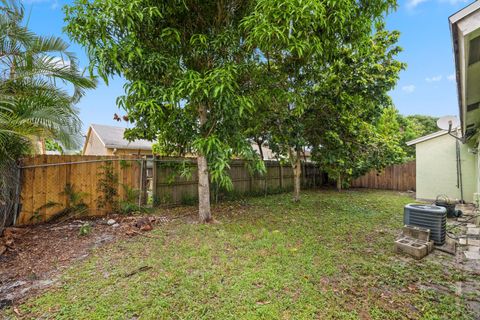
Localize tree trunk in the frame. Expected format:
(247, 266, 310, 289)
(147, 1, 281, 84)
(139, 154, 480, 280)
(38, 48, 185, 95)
(336, 174, 342, 192)
(256, 139, 264, 160)
(198, 104, 212, 223)
(293, 149, 301, 202)
(255, 139, 268, 196)
(197, 154, 212, 223)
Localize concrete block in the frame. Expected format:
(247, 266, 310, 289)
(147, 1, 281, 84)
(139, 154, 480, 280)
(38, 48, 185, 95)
(426, 240, 435, 253)
(469, 239, 480, 246)
(395, 237, 429, 260)
(464, 251, 480, 260)
(467, 228, 480, 236)
(403, 225, 430, 241)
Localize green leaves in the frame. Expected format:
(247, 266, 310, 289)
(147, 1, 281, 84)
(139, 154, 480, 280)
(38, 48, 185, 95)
(0, 0, 96, 163)
(64, 1, 264, 203)
(63, 0, 404, 199)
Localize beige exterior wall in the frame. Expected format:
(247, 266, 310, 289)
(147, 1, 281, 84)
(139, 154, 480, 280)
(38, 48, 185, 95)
(83, 128, 152, 156)
(476, 137, 480, 206)
(110, 148, 152, 156)
(83, 129, 109, 155)
(416, 133, 477, 203)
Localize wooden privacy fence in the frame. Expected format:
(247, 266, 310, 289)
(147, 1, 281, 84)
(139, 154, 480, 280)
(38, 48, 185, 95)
(350, 161, 416, 191)
(17, 155, 143, 225)
(15, 155, 322, 225)
(154, 160, 322, 205)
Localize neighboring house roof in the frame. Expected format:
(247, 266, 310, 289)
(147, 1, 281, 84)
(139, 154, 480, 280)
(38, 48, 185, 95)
(87, 124, 153, 151)
(406, 130, 449, 146)
(84, 123, 302, 160)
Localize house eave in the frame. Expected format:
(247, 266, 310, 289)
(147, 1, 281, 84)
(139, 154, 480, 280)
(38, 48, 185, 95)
(104, 144, 153, 151)
(449, 1, 480, 140)
(406, 130, 449, 146)
(450, 20, 465, 135)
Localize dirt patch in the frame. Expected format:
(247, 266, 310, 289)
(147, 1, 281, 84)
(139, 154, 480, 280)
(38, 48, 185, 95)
(0, 201, 257, 308)
(0, 211, 189, 307)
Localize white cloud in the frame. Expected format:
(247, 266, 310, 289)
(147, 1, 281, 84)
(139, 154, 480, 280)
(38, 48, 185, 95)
(447, 73, 456, 81)
(22, 0, 51, 3)
(51, 57, 71, 68)
(440, 0, 469, 5)
(22, 0, 59, 10)
(402, 85, 416, 93)
(406, 0, 468, 9)
(406, 0, 429, 9)
(425, 75, 442, 82)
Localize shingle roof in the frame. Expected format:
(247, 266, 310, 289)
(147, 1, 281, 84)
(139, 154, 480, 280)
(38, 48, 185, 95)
(90, 124, 153, 150)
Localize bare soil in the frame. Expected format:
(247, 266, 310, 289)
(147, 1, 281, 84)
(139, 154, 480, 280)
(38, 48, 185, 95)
(0, 208, 195, 307)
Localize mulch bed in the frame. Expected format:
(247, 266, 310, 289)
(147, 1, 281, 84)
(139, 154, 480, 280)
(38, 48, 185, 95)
(0, 210, 191, 308)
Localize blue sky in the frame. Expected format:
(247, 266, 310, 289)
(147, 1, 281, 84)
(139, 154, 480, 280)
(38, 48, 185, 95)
(22, 0, 476, 133)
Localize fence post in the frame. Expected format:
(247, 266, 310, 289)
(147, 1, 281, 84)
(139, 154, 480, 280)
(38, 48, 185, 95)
(151, 156, 158, 206)
(302, 160, 306, 187)
(279, 163, 283, 189)
(12, 163, 21, 225)
(264, 163, 267, 196)
(249, 164, 254, 193)
(138, 159, 144, 206)
(313, 165, 316, 188)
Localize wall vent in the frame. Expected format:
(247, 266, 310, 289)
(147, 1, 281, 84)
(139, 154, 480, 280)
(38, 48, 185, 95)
(467, 102, 480, 112)
(469, 36, 480, 65)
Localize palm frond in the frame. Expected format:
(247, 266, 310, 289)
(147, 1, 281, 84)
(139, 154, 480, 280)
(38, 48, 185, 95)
(0, 0, 96, 163)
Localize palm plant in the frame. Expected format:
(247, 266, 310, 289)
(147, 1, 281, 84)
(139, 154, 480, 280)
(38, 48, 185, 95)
(0, 0, 96, 163)
(0, 0, 95, 230)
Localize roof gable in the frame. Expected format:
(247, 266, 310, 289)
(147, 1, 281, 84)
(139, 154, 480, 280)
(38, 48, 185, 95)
(90, 124, 153, 150)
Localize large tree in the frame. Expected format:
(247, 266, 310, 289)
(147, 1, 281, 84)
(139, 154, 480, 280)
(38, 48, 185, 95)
(242, 0, 399, 201)
(306, 26, 405, 190)
(65, 0, 263, 222)
(307, 24, 404, 190)
(310, 106, 405, 190)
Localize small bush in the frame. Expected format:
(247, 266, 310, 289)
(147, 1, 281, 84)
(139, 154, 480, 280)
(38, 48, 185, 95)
(180, 193, 198, 206)
(118, 201, 148, 215)
(78, 223, 92, 236)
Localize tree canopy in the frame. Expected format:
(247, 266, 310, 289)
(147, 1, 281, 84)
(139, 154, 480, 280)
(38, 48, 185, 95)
(65, 0, 405, 218)
(304, 25, 405, 189)
(242, 0, 403, 197)
(65, 0, 265, 222)
(398, 114, 439, 158)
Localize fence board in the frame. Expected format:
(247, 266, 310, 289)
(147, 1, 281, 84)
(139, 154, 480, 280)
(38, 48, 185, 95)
(16, 155, 323, 225)
(17, 155, 142, 224)
(350, 161, 416, 191)
(154, 159, 321, 206)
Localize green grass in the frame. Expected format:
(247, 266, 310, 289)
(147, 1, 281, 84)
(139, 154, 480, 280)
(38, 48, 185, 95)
(7, 190, 476, 319)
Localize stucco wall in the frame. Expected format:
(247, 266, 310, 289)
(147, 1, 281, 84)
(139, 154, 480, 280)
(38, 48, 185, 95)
(111, 148, 152, 156)
(83, 130, 108, 155)
(416, 133, 477, 203)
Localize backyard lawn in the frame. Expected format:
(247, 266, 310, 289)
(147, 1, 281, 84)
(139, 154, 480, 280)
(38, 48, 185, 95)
(6, 190, 476, 319)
